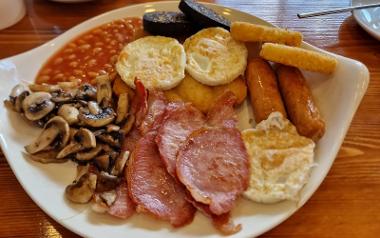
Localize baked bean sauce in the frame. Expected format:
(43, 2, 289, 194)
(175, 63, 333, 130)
(36, 17, 144, 84)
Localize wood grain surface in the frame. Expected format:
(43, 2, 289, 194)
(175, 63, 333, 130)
(1, 0, 379, 237)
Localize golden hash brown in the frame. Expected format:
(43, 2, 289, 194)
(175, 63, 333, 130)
(231, 22, 303, 47)
(260, 43, 337, 74)
(164, 74, 247, 113)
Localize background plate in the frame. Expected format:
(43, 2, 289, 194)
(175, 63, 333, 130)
(352, 0, 380, 40)
(0, 1, 369, 237)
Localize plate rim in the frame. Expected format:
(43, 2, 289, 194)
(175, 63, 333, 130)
(0, 1, 370, 237)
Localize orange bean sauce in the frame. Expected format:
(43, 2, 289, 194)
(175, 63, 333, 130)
(36, 17, 144, 84)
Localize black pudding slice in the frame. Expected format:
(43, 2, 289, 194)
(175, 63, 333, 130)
(143, 11, 198, 36)
(179, 0, 231, 30)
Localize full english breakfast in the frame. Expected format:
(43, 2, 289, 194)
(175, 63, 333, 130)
(3, 0, 337, 235)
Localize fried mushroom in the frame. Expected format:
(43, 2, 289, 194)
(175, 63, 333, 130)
(57, 128, 96, 159)
(22, 92, 55, 121)
(65, 173, 97, 204)
(25, 116, 70, 154)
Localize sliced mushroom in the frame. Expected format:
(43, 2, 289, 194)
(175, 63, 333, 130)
(65, 173, 97, 204)
(96, 75, 112, 104)
(96, 171, 120, 193)
(51, 90, 77, 103)
(106, 124, 120, 133)
(22, 92, 55, 121)
(115, 93, 129, 124)
(76, 84, 97, 100)
(91, 194, 109, 213)
(29, 83, 61, 93)
(58, 104, 79, 125)
(10, 84, 26, 98)
(100, 190, 117, 206)
(97, 130, 124, 148)
(121, 114, 135, 134)
(87, 101, 101, 115)
(25, 116, 70, 154)
(94, 154, 110, 171)
(111, 150, 130, 176)
(14, 91, 30, 113)
(23, 150, 68, 164)
(76, 144, 103, 161)
(78, 107, 115, 127)
(57, 128, 96, 159)
(57, 81, 78, 91)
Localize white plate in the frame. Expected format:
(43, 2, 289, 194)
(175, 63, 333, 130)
(0, 1, 369, 238)
(352, 0, 380, 40)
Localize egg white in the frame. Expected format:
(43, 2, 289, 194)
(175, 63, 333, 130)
(242, 112, 315, 203)
(116, 36, 186, 90)
(184, 27, 248, 86)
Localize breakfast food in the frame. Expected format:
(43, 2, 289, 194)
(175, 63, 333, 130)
(246, 57, 287, 123)
(3, 0, 336, 235)
(116, 36, 186, 90)
(277, 66, 326, 141)
(260, 43, 337, 74)
(128, 131, 196, 227)
(242, 112, 315, 203)
(165, 74, 247, 113)
(156, 102, 205, 177)
(143, 11, 197, 36)
(231, 21, 303, 46)
(179, 0, 230, 30)
(184, 27, 248, 86)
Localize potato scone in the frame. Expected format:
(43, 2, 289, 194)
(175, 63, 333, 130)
(260, 43, 337, 74)
(116, 36, 186, 90)
(164, 74, 247, 113)
(242, 112, 315, 203)
(231, 22, 302, 47)
(184, 27, 248, 86)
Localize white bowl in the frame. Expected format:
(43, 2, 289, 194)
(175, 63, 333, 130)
(0, 1, 369, 238)
(352, 0, 380, 40)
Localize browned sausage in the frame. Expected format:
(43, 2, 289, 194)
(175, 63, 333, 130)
(277, 65, 325, 141)
(245, 57, 287, 123)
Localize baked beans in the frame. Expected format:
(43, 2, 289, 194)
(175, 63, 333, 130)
(36, 17, 144, 84)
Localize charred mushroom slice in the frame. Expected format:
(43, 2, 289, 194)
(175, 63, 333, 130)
(94, 154, 110, 171)
(76, 84, 97, 100)
(57, 128, 96, 159)
(23, 150, 68, 164)
(25, 116, 70, 154)
(58, 104, 79, 125)
(22, 92, 55, 121)
(111, 150, 130, 176)
(76, 145, 103, 161)
(79, 107, 115, 127)
(115, 93, 129, 124)
(65, 173, 97, 204)
(96, 171, 120, 193)
(96, 75, 112, 104)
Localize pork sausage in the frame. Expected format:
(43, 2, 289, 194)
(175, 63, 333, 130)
(277, 65, 325, 141)
(245, 57, 287, 123)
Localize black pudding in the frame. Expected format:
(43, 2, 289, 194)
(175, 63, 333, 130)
(179, 0, 231, 30)
(143, 11, 198, 36)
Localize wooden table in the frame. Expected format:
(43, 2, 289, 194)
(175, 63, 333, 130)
(0, 0, 379, 237)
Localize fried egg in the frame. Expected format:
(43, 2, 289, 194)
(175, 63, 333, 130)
(242, 112, 315, 203)
(183, 27, 248, 86)
(116, 36, 186, 90)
